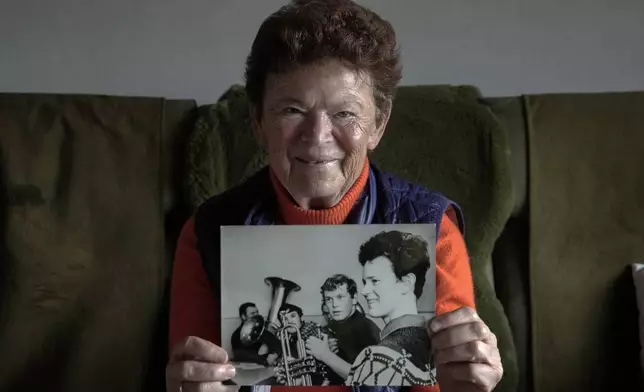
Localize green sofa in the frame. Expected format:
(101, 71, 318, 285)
(0, 87, 642, 392)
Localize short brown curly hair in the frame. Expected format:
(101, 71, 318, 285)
(244, 0, 402, 124)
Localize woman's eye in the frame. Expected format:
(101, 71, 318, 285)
(335, 111, 354, 118)
(284, 107, 302, 115)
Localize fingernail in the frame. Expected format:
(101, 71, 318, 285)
(217, 351, 229, 363)
(222, 365, 236, 378)
(429, 320, 440, 333)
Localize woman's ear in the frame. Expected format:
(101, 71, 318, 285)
(401, 272, 416, 294)
(368, 99, 392, 151)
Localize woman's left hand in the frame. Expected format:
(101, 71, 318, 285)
(429, 307, 503, 392)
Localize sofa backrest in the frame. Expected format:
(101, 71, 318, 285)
(0, 93, 196, 392)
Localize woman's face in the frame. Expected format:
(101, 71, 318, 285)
(253, 59, 390, 209)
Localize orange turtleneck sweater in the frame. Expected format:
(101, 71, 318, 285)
(169, 160, 475, 392)
(269, 158, 372, 225)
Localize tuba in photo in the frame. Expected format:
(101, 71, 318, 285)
(238, 276, 328, 386)
(239, 277, 301, 347)
(264, 277, 301, 327)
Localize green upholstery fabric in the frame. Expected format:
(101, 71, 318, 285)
(187, 86, 267, 208)
(185, 84, 518, 391)
(0, 94, 192, 392)
(526, 92, 644, 392)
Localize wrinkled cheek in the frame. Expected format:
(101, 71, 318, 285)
(265, 134, 291, 166)
(270, 145, 288, 163)
(340, 130, 369, 172)
(343, 128, 368, 154)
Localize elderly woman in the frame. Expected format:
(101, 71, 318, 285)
(166, 0, 503, 392)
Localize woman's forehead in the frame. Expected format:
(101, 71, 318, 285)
(264, 61, 374, 104)
(363, 256, 395, 277)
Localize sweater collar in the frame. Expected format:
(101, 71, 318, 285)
(269, 159, 370, 225)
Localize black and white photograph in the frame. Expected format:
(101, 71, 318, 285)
(220, 224, 437, 387)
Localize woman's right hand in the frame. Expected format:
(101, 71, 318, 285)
(166, 336, 237, 392)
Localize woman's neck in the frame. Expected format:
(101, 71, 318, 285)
(270, 159, 370, 225)
(383, 299, 418, 325)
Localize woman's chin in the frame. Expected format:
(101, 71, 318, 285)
(290, 179, 344, 204)
(368, 310, 384, 319)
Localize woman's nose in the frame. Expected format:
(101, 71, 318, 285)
(299, 112, 334, 144)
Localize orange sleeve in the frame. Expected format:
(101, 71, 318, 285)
(168, 216, 221, 353)
(435, 208, 476, 315)
(410, 209, 476, 392)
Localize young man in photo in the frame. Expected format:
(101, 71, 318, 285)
(308, 275, 381, 362)
(273, 303, 340, 385)
(230, 302, 279, 366)
(345, 230, 437, 386)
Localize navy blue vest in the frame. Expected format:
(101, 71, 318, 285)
(193, 163, 464, 392)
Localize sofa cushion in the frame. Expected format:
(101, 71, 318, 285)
(186, 86, 268, 208)
(526, 92, 644, 392)
(482, 97, 528, 218)
(483, 97, 531, 392)
(0, 94, 188, 392)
